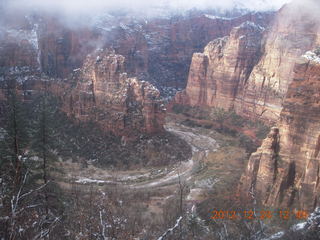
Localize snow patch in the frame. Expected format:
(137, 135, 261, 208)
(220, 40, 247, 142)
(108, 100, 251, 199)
(292, 222, 307, 231)
(263, 231, 285, 240)
(75, 178, 112, 184)
(157, 216, 182, 240)
(237, 21, 265, 31)
(302, 51, 320, 64)
(204, 14, 233, 20)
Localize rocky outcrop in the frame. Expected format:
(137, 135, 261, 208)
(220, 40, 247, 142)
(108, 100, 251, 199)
(58, 49, 165, 139)
(0, 47, 165, 139)
(0, 26, 40, 71)
(145, 11, 274, 90)
(240, 54, 320, 210)
(235, 0, 320, 121)
(175, 21, 265, 109)
(0, 9, 274, 97)
(36, 17, 101, 78)
(175, 0, 320, 121)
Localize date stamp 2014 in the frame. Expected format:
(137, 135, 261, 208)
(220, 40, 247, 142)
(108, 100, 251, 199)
(210, 210, 309, 221)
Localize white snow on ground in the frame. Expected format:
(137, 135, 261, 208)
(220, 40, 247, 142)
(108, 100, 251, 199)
(117, 172, 151, 181)
(292, 222, 307, 231)
(75, 178, 112, 184)
(194, 177, 220, 188)
(262, 231, 285, 240)
(303, 51, 320, 64)
(5, 21, 41, 68)
(237, 21, 265, 31)
(6, 27, 38, 50)
(157, 216, 183, 240)
(204, 14, 233, 20)
(263, 207, 320, 240)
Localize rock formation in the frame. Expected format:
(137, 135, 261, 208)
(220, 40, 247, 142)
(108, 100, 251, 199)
(147, 11, 273, 89)
(172, 0, 320, 210)
(175, 21, 265, 109)
(0, 8, 273, 140)
(57, 49, 165, 139)
(236, 0, 320, 121)
(175, 0, 320, 121)
(240, 52, 320, 210)
(9, 11, 272, 91)
(0, 25, 40, 72)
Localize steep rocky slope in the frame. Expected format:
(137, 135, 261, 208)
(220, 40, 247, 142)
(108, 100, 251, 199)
(0, 49, 165, 139)
(175, 0, 320, 121)
(58, 49, 166, 138)
(0, 9, 273, 139)
(145, 11, 273, 90)
(172, 0, 320, 210)
(236, 0, 320, 121)
(175, 21, 265, 109)
(0, 10, 273, 94)
(240, 53, 320, 211)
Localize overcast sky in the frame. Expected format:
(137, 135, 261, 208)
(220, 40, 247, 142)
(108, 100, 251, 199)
(7, 0, 291, 15)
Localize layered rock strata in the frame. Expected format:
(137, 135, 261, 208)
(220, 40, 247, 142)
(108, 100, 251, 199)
(235, 0, 320, 120)
(175, 21, 265, 110)
(240, 54, 320, 210)
(58, 49, 166, 138)
(1, 10, 273, 92)
(175, 0, 320, 121)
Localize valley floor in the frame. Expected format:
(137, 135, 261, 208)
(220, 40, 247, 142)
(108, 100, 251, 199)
(53, 113, 251, 239)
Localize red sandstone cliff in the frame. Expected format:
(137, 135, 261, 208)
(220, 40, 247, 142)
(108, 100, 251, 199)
(175, 21, 264, 109)
(172, 0, 320, 210)
(175, 0, 320, 121)
(240, 53, 320, 210)
(10, 11, 272, 90)
(235, 0, 320, 121)
(58, 49, 165, 138)
(0, 9, 273, 139)
(147, 11, 273, 89)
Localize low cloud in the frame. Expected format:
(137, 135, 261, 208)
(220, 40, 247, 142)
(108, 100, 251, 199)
(7, 0, 291, 16)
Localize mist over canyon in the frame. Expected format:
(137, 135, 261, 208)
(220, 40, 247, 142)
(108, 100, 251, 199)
(1, 0, 320, 239)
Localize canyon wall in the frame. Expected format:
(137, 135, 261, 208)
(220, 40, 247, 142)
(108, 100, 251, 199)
(175, 0, 320, 121)
(235, 0, 320, 121)
(175, 21, 265, 110)
(173, 0, 320, 210)
(0, 9, 273, 138)
(52, 49, 166, 139)
(146, 11, 273, 89)
(1, 11, 272, 92)
(240, 54, 320, 210)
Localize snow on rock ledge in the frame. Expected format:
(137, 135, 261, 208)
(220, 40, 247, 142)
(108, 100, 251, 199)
(302, 51, 320, 64)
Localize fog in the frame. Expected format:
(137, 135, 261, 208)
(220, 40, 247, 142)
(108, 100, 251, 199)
(7, 0, 291, 16)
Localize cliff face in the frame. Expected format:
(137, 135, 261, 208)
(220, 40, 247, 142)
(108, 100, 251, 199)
(175, 21, 264, 109)
(147, 12, 273, 89)
(0, 46, 165, 139)
(25, 11, 273, 91)
(38, 19, 99, 78)
(240, 55, 320, 210)
(58, 49, 165, 138)
(175, 0, 320, 121)
(0, 26, 40, 72)
(0, 9, 273, 139)
(0, 10, 273, 97)
(236, 0, 320, 121)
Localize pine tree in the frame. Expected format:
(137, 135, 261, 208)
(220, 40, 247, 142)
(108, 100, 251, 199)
(0, 77, 30, 239)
